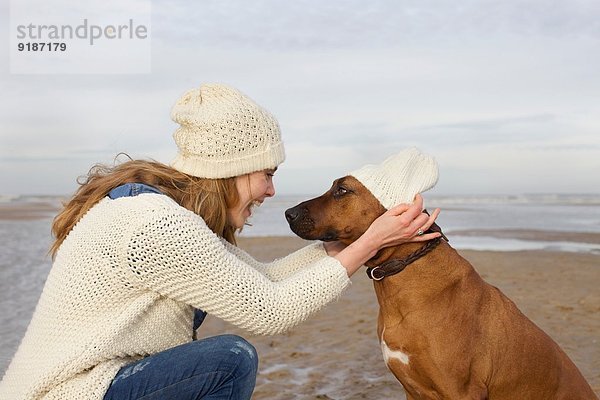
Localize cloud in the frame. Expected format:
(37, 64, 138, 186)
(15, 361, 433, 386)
(152, 0, 600, 50)
(2, 1, 600, 194)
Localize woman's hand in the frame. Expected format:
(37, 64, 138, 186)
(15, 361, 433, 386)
(364, 194, 441, 249)
(333, 194, 440, 277)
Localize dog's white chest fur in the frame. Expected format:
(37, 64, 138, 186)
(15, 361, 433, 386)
(381, 327, 410, 366)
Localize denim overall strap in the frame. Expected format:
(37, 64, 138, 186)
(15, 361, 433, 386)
(108, 183, 163, 199)
(108, 183, 208, 336)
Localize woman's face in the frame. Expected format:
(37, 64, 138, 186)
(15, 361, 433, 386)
(228, 168, 277, 229)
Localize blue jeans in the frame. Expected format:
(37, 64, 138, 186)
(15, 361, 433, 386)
(104, 335, 258, 400)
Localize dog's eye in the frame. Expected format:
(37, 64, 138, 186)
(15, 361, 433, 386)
(334, 186, 349, 198)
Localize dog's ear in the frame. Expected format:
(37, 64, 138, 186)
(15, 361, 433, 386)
(428, 222, 448, 241)
(423, 209, 448, 241)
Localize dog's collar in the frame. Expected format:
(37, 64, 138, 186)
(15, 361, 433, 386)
(366, 237, 444, 280)
(366, 223, 448, 281)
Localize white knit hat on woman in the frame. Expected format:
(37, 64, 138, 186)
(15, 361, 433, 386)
(170, 84, 286, 178)
(349, 147, 439, 210)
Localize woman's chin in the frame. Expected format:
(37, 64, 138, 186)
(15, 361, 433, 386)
(234, 213, 251, 230)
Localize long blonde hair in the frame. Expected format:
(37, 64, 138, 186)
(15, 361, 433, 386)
(50, 157, 240, 258)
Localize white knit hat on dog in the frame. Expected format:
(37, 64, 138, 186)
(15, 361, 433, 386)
(170, 84, 285, 178)
(350, 148, 439, 210)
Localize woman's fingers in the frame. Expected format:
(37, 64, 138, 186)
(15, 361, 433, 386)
(386, 194, 424, 219)
(374, 195, 443, 247)
(419, 208, 441, 232)
(410, 232, 441, 242)
(408, 207, 442, 242)
(385, 203, 411, 217)
(407, 212, 430, 234)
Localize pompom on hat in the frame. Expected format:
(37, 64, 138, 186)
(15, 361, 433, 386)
(170, 84, 286, 178)
(350, 147, 439, 210)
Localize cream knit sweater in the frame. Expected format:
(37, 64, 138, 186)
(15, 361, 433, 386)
(0, 194, 350, 399)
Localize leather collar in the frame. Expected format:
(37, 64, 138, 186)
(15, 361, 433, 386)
(366, 236, 445, 280)
(366, 217, 449, 281)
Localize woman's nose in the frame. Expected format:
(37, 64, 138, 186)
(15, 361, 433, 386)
(266, 182, 275, 197)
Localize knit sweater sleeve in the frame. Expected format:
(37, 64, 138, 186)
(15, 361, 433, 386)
(220, 239, 329, 282)
(125, 204, 351, 335)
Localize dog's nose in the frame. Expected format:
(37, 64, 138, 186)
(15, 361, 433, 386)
(285, 207, 299, 223)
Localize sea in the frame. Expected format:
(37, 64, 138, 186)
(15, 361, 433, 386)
(241, 193, 600, 253)
(1, 193, 600, 375)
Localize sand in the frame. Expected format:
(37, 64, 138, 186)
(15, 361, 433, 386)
(0, 202, 60, 220)
(195, 237, 600, 399)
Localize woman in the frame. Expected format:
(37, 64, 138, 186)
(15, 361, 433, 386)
(0, 84, 440, 400)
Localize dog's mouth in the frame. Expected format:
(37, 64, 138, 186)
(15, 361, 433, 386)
(286, 208, 339, 241)
(318, 230, 339, 242)
(288, 220, 340, 242)
(286, 215, 313, 239)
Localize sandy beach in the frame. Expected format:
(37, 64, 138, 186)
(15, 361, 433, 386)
(0, 201, 598, 398)
(0, 201, 61, 220)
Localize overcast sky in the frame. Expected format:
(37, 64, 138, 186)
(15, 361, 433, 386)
(1, 0, 599, 196)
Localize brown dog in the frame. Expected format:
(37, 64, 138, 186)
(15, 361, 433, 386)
(285, 176, 597, 400)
